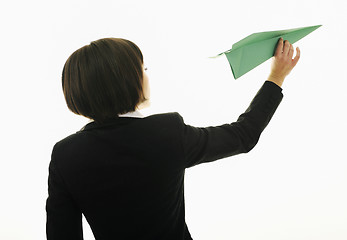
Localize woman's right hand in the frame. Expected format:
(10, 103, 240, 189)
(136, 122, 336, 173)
(268, 38, 300, 87)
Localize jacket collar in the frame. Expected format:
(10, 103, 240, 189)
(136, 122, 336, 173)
(79, 110, 144, 132)
(118, 110, 144, 118)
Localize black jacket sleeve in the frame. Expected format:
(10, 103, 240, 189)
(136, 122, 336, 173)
(46, 147, 83, 240)
(180, 81, 283, 168)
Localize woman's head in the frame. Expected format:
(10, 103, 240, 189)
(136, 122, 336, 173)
(62, 38, 148, 123)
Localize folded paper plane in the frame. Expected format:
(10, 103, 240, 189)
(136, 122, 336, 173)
(213, 25, 322, 79)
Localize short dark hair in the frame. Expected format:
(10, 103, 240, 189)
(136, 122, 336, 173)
(62, 38, 145, 123)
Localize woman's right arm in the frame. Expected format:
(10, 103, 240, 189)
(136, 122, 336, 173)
(180, 38, 300, 168)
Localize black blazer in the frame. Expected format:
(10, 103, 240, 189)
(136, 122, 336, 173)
(46, 81, 283, 240)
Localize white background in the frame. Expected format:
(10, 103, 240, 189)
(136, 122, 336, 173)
(1, 0, 346, 239)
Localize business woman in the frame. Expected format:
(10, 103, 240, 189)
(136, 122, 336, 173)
(46, 38, 300, 240)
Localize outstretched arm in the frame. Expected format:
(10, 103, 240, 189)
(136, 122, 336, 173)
(180, 39, 300, 168)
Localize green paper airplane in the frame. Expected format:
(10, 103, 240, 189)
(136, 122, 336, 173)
(214, 25, 322, 79)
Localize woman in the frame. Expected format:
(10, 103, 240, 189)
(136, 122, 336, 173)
(46, 38, 300, 240)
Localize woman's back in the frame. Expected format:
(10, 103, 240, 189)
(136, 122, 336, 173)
(47, 113, 192, 239)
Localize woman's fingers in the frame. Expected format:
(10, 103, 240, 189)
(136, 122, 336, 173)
(288, 44, 294, 58)
(275, 38, 295, 58)
(275, 38, 284, 56)
(292, 47, 301, 68)
(283, 40, 290, 55)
